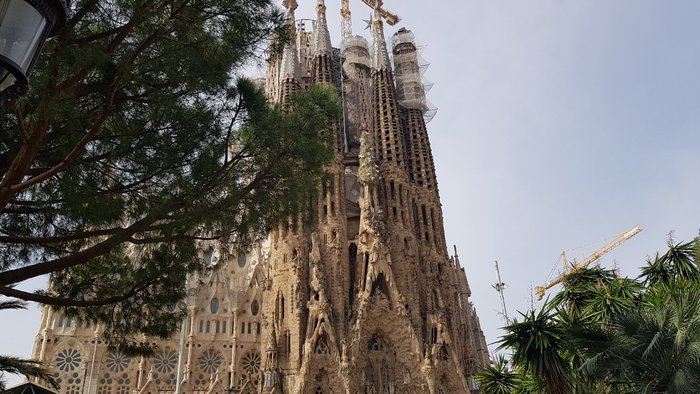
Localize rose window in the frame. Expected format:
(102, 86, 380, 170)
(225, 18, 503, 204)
(153, 350, 178, 373)
(56, 349, 82, 372)
(241, 351, 261, 375)
(198, 349, 223, 374)
(105, 351, 131, 373)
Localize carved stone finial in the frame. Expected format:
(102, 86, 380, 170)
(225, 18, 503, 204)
(282, 0, 298, 11)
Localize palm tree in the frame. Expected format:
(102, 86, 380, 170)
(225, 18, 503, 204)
(576, 279, 700, 393)
(640, 239, 699, 286)
(498, 302, 572, 394)
(499, 236, 700, 393)
(550, 266, 640, 327)
(0, 300, 58, 390)
(582, 276, 640, 325)
(474, 355, 521, 394)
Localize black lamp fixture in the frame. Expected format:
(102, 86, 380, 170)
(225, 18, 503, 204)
(0, 0, 68, 101)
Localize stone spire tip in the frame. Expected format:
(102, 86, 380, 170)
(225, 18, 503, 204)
(370, 10, 391, 70)
(314, 0, 332, 55)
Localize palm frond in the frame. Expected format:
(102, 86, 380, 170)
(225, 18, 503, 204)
(0, 356, 58, 390)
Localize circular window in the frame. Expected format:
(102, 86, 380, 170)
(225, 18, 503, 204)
(237, 253, 246, 268)
(241, 351, 261, 375)
(198, 349, 223, 374)
(55, 349, 82, 372)
(153, 350, 178, 373)
(250, 300, 260, 316)
(210, 298, 219, 314)
(105, 351, 130, 373)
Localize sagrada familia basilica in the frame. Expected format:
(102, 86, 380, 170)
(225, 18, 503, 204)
(29, 0, 489, 393)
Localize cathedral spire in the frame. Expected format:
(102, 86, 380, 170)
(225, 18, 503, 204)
(370, 8, 391, 71)
(313, 0, 332, 56)
(263, 324, 281, 390)
(369, 7, 406, 169)
(311, 0, 334, 85)
(278, 0, 300, 102)
(392, 27, 446, 250)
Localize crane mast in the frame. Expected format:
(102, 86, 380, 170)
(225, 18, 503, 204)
(535, 225, 642, 300)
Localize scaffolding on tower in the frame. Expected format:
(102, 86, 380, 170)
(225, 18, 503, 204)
(391, 29, 438, 123)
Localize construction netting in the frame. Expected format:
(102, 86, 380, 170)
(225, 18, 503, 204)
(391, 29, 438, 123)
(342, 35, 371, 71)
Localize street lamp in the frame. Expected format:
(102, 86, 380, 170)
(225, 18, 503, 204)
(0, 0, 68, 100)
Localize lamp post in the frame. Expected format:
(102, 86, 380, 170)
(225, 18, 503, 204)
(0, 0, 68, 100)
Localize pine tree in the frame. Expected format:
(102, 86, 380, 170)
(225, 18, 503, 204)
(0, 0, 340, 350)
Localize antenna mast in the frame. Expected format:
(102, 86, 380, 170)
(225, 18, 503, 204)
(493, 260, 509, 324)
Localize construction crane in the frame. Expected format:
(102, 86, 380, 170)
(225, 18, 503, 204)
(360, 0, 400, 25)
(534, 225, 642, 300)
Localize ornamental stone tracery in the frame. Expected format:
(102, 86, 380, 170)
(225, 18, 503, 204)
(198, 349, 223, 374)
(55, 348, 82, 372)
(105, 351, 130, 373)
(153, 349, 178, 374)
(241, 350, 261, 376)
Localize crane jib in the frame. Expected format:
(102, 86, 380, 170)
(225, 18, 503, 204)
(535, 225, 642, 300)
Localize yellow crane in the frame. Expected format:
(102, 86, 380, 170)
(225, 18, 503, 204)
(360, 0, 400, 25)
(534, 225, 642, 300)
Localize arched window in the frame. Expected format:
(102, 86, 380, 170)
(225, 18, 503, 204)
(210, 298, 219, 314)
(281, 295, 285, 320)
(237, 253, 246, 268)
(251, 300, 260, 316)
(286, 330, 291, 355)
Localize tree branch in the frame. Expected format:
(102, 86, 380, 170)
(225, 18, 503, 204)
(0, 281, 155, 308)
(0, 227, 124, 244)
(0, 216, 154, 286)
(8, 107, 113, 194)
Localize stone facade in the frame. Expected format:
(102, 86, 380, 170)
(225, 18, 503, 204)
(30, 1, 489, 393)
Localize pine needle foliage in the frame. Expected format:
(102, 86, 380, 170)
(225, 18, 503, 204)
(0, 0, 340, 353)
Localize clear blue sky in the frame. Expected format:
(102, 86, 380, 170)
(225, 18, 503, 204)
(2, 0, 700, 386)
